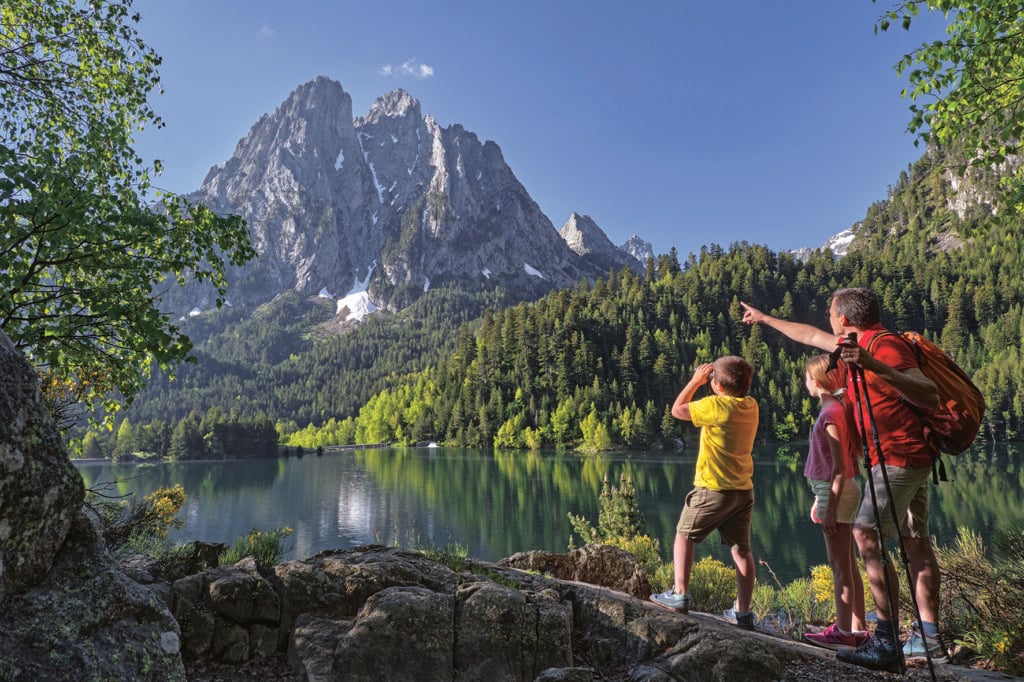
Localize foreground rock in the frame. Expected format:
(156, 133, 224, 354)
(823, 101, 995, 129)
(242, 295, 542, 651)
(0, 329, 184, 680)
(0, 513, 185, 680)
(160, 543, 955, 682)
(0, 330, 83, 603)
(168, 543, 1001, 682)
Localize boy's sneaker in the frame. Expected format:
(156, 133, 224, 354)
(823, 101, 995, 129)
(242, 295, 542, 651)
(803, 623, 868, 650)
(723, 606, 755, 631)
(649, 589, 691, 613)
(836, 634, 902, 673)
(903, 629, 947, 663)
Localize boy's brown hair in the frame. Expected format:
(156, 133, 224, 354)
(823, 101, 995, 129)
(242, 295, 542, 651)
(713, 356, 754, 397)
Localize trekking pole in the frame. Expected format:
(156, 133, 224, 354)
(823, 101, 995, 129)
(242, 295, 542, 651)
(844, 355, 908, 675)
(843, 333, 937, 682)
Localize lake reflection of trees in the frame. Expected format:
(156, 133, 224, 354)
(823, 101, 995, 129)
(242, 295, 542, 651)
(74, 443, 1023, 586)
(77, 458, 287, 498)
(354, 447, 857, 582)
(355, 444, 1024, 584)
(932, 445, 1024, 544)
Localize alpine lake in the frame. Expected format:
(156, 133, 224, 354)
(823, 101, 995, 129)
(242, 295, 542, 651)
(75, 442, 1024, 585)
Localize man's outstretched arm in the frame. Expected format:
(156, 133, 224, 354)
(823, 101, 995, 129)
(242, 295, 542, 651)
(740, 302, 836, 351)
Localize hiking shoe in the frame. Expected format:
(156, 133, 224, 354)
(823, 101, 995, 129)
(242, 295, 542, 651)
(723, 606, 755, 630)
(803, 623, 868, 650)
(649, 589, 691, 613)
(903, 629, 947, 663)
(836, 634, 902, 673)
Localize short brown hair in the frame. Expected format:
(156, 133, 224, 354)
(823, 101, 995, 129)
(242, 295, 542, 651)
(713, 355, 754, 397)
(831, 287, 880, 327)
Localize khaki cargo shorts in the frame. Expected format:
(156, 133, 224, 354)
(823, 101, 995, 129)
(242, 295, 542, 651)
(677, 487, 754, 552)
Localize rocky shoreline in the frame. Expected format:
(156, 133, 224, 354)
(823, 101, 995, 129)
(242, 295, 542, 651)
(139, 542, 1020, 681)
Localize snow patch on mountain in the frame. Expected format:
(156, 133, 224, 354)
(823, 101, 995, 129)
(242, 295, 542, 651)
(791, 227, 856, 262)
(827, 228, 855, 255)
(336, 291, 379, 321)
(335, 263, 379, 321)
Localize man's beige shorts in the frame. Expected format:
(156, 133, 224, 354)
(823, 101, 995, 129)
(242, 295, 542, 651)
(854, 464, 931, 539)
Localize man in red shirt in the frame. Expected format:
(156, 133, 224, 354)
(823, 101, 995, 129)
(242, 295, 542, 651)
(741, 288, 943, 673)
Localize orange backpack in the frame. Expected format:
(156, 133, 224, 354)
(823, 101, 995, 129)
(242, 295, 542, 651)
(868, 331, 986, 459)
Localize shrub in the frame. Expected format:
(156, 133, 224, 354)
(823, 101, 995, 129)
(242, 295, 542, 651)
(779, 577, 833, 626)
(650, 561, 674, 593)
(605, 534, 663, 580)
(809, 563, 834, 612)
(419, 540, 469, 572)
(804, 561, 874, 627)
(124, 536, 214, 578)
(930, 526, 1024, 673)
(688, 556, 736, 613)
(88, 483, 186, 551)
(749, 558, 874, 641)
(219, 527, 293, 566)
(143, 485, 187, 538)
(649, 556, 740, 613)
(750, 583, 778, 623)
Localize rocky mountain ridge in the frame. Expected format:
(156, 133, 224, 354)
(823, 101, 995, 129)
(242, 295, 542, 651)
(172, 76, 651, 322)
(559, 212, 645, 275)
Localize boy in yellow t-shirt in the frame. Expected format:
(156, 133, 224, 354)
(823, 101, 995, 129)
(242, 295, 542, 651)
(650, 355, 760, 630)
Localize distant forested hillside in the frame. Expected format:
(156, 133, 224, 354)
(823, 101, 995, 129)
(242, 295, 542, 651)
(280, 150, 1022, 451)
(84, 148, 1023, 458)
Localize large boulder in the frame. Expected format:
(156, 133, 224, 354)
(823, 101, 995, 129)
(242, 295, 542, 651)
(0, 329, 83, 602)
(294, 586, 457, 681)
(0, 330, 185, 680)
(0, 512, 186, 680)
(455, 580, 573, 679)
(170, 556, 283, 661)
(269, 545, 843, 682)
(273, 544, 461, 631)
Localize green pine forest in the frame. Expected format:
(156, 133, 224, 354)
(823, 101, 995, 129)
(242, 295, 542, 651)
(81, 149, 1024, 459)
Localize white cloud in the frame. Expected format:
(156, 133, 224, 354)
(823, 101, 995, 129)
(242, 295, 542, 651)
(258, 25, 275, 38)
(380, 58, 434, 80)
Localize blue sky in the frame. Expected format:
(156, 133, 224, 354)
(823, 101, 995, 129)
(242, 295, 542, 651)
(133, 1, 949, 259)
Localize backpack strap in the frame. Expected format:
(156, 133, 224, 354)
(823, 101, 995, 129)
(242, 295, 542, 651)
(861, 331, 905, 401)
(866, 330, 949, 484)
(865, 329, 906, 356)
